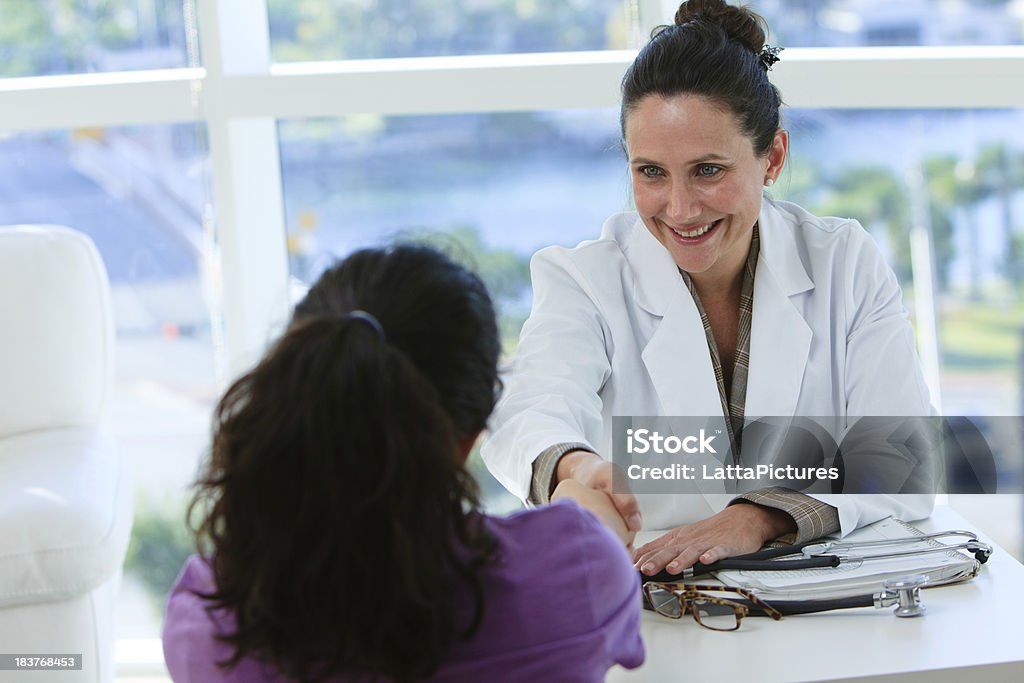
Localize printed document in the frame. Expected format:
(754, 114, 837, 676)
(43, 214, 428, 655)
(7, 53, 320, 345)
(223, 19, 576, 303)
(715, 517, 981, 599)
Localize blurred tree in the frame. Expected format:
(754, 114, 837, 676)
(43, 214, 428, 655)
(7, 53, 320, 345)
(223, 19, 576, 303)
(975, 143, 1024, 287)
(817, 165, 913, 282)
(925, 154, 988, 300)
(0, 2, 50, 76)
(0, 0, 184, 76)
(266, 0, 622, 62)
(89, 0, 138, 49)
(803, 162, 956, 293)
(444, 224, 530, 301)
(125, 496, 194, 610)
(767, 153, 820, 208)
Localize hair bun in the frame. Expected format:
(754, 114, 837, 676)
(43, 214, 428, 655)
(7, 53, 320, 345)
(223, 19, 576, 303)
(673, 0, 767, 55)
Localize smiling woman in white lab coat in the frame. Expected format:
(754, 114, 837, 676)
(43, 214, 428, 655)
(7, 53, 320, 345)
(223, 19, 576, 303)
(482, 0, 933, 577)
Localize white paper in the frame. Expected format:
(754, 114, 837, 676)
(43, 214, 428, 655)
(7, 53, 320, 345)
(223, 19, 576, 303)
(715, 517, 981, 600)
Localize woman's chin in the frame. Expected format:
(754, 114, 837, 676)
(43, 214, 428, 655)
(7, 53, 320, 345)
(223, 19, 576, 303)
(666, 246, 718, 275)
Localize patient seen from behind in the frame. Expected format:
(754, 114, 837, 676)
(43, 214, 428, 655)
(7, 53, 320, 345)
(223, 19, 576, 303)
(162, 243, 643, 682)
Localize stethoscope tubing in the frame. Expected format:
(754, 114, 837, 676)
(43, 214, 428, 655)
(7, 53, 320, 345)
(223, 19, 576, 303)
(803, 530, 979, 555)
(737, 594, 875, 616)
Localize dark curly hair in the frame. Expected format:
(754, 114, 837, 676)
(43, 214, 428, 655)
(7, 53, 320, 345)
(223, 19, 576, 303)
(621, 0, 783, 156)
(188, 244, 501, 682)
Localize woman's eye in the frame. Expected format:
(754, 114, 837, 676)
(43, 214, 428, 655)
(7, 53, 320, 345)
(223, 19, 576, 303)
(638, 166, 663, 178)
(696, 165, 722, 178)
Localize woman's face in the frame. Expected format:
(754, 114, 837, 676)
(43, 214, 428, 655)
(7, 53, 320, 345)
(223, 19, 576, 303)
(625, 94, 787, 282)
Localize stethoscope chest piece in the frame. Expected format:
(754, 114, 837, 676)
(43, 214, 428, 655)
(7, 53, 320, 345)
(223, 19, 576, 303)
(876, 574, 929, 617)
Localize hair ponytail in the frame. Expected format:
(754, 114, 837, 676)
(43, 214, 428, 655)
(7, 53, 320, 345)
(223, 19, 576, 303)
(189, 244, 500, 682)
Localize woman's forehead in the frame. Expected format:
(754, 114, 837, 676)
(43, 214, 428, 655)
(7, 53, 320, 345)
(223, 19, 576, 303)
(624, 94, 751, 160)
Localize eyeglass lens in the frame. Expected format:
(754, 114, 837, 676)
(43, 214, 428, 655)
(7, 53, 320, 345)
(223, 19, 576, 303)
(646, 586, 742, 630)
(643, 589, 741, 630)
(691, 598, 741, 631)
(646, 586, 683, 618)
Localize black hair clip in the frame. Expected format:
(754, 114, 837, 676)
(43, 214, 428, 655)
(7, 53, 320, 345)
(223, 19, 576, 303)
(759, 45, 783, 71)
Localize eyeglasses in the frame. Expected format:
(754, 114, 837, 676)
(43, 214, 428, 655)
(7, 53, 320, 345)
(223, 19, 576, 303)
(642, 582, 782, 631)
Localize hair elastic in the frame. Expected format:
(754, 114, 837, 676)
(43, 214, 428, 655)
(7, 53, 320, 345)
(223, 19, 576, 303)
(759, 45, 783, 71)
(347, 310, 386, 341)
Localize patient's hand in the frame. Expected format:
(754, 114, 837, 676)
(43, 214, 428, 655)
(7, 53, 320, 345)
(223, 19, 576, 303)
(552, 479, 636, 551)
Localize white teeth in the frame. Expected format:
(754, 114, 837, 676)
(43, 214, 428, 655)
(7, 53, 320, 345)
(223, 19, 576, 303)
(671, 221, 716, 238)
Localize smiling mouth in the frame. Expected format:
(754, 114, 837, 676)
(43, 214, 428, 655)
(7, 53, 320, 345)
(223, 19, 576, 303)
(668, 219, 721, 240)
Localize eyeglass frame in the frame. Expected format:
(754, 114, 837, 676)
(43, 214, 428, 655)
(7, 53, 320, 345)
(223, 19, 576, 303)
(642, 582, 783, 630)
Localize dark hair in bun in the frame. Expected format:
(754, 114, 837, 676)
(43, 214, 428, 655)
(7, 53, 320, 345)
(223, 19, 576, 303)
(621, 0, 783, 156)
(674, 0, 766, 53)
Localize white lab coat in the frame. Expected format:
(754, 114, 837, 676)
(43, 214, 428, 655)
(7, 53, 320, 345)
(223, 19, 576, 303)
(482, 198, 934, 534)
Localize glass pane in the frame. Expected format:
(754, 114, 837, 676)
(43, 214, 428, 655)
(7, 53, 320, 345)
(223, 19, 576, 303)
(268, 0, 638, 62)
(772, 108, 1024, 417)
(750, 0, 1024, 47)
(0, 0, 193, 78)
(281, 107, 1024, 424)
(0, 123, 212, 639)
(279, 109, 627, 510)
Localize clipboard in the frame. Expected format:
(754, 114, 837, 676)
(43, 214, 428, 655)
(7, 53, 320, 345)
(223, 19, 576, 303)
(714, 517, 982, 600)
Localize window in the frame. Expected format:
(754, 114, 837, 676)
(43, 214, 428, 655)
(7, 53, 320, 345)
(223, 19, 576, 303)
(0, 0, 1021, 676)
(280, 109, 626, 511)
(774, 108, 1024, 416)
(0, 0, 192, 77)
(279, 109, 625, 281)
(267, 0, 638, 62)
(0, 123, 214, 641)
(750, 0, 1024, 47)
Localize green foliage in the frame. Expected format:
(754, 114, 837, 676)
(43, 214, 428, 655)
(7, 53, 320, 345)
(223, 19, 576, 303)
(768, 155, 820, 207)
(265, 0, 621, 62)
(940, 300, 1024, 369)
(124, 495, 195, 610)
(92, 0, 140, 49)
(975, 143, 1024, 283)
(926, 153, 994, 298)
(443, 225, 530, 302)
(818, 165, 913, 280)
(0, 2, 56, 76)
(0, 0, 180, 76)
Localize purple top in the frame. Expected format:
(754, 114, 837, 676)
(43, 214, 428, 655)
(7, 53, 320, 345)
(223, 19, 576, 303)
(163, 499, 644, 682)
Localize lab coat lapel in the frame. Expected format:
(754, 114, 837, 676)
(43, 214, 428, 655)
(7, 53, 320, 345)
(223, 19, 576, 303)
(626, 220, 724, 418)
(627, 220, 731, 514)
(746, 201, 814, 420)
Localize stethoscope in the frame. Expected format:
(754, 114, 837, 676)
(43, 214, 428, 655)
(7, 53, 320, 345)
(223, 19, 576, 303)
(641, 530, 993, 582)
(736, 574, 934, 618)
(639, 530, 993, 617)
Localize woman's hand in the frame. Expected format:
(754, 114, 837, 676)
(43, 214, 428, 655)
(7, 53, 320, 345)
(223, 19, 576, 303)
(552, 479, 636, 551)
(633, 503, 795, 576)
(557, 450, 643, 533)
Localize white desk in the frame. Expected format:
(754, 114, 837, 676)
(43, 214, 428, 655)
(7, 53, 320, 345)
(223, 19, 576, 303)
(609, 506, 1024, 683)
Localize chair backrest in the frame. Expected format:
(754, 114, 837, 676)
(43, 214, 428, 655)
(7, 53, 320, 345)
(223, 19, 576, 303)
(0, 226, 113, 439)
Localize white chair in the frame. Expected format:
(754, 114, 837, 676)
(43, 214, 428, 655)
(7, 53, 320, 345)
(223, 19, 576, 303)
(0, 226, 132, 683)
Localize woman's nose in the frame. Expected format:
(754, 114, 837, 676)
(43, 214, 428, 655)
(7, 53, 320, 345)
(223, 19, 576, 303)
(665, 181, 702, 223)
